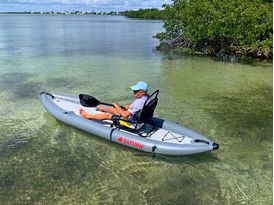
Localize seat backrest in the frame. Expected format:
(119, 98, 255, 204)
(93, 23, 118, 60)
(135, 90, 159, 127)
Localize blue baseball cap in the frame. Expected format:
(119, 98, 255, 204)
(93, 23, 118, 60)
(130, 81, 148, 91)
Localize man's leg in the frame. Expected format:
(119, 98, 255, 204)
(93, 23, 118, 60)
(96, 105, 120, 115)
(80, 108, 112, 120)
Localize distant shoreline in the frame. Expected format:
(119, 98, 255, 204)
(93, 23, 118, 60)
(0, 11, 121, 15)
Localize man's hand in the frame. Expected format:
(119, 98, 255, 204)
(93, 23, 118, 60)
(124, 104, 130, 110)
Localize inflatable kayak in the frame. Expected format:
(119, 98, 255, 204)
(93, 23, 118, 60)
(40, 91, 219, 156)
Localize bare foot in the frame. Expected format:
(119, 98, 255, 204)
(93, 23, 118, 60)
(79, 108, 89, 118)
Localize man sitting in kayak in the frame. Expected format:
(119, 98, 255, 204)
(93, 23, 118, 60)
(79, 81, 149, 123)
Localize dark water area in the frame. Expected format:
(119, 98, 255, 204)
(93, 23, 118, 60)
(0, 14, 272, 204)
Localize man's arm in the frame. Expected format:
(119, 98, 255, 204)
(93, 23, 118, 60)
(113, 103, 131, 118)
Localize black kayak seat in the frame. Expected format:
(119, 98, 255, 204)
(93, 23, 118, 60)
(134, 89, 159, 129)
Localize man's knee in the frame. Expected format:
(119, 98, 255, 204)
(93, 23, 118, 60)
(106, 113, 113, 119)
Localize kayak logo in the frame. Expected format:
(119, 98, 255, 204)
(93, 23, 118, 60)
(117, 137, 144, 149)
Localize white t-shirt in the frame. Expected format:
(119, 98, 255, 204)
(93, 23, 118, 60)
(127, 95, 148, 123)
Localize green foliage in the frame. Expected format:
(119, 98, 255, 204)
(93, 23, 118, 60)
(156, 0, 273, 58)
(122, 8, 167, 20)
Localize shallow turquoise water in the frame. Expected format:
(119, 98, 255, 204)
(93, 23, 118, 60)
(0, 14, 272, 204)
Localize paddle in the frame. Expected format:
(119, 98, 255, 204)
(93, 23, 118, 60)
(79, 94, 113, 107)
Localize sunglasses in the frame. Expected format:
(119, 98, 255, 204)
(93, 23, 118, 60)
(133, 90, 140, 94)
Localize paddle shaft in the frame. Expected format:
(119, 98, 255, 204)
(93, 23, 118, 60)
(79, 94, 125, 109)
(97, 101, 125, 109)
(100, 102, 114, 107)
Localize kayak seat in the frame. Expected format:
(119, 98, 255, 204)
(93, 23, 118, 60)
(135, 89, 159, 125)
(113, 90, 159, 137)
